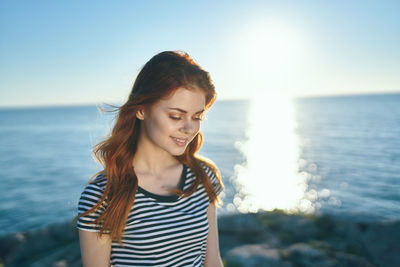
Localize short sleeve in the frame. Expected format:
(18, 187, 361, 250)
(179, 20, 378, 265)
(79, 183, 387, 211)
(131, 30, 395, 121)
(203, 164, 223, 198)
(76, 174, 108, 232)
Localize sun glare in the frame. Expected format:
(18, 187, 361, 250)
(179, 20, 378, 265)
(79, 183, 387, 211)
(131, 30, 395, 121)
(226, 17, 311, 94)
(223, 17, 314, 212)
(247, 24, 302, 68)
(232, 92, 312, 214)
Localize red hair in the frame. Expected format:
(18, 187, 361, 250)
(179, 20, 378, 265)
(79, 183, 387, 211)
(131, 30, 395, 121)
(76, 51, 223, 243)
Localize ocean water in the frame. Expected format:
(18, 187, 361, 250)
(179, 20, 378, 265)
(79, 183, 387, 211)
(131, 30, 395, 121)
(0, 93, 399, 235)
(294, 93, 400, 219)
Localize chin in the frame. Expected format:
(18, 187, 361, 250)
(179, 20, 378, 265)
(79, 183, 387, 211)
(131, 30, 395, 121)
(171, 150, 186, 156)
(169, 146, 188, 156)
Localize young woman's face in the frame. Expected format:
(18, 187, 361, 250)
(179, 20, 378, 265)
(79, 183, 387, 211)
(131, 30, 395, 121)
(137, 86, 206, 156)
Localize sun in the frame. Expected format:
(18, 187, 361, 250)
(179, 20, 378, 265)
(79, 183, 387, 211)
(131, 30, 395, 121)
(230, 17, 310, 77)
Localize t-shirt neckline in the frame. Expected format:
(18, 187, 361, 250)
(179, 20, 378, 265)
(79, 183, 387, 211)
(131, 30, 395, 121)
(137, 164, 187, 202)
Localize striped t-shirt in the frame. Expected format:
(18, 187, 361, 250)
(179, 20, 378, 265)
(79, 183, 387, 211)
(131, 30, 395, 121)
(77, 163, 222, 267)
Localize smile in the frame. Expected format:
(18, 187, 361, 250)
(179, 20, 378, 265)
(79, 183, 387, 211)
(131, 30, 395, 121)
(171, 137, 188, 147)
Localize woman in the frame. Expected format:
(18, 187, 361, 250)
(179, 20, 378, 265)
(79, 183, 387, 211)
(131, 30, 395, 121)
(76, 51, 224, 267)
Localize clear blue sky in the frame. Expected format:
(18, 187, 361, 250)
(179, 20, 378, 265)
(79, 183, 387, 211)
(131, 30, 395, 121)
(1, 0, 399, 107)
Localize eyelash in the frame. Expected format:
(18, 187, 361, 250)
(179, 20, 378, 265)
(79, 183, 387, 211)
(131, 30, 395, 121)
(169, 116, 203, 121)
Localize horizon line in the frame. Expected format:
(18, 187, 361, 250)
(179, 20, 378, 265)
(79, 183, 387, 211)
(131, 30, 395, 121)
(1, 90, 399, 110)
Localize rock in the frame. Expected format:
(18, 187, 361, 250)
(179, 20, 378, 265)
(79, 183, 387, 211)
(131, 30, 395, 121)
(218, 213, 266, 236)
(316, 217, 400, 266)
(334, 251, 376, 267)
(0, 221, 81, 267)
(1, 212, 399, 267)
(283, 242, 376, 267)
(0, 232, 26, 262)
(353, 220, 400, 267)
(283, 243, 336, 267)
(224, 244, 292, 267)
(257, 211, 319, 243)
(314, 214, 337, 239)
(218, 212, 277, 254)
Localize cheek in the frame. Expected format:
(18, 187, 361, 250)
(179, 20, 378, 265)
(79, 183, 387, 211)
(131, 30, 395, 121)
(151, 117, 176, 136)
(144, 119, 165, 140)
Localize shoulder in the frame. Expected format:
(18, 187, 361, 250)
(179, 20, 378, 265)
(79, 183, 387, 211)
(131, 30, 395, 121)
(77, 171, 108, 232)
(196, 157, 223, 194)
(83, 172, 107, 195)
(197, 157, 220, 179)
(78, 171, 108, 209)
(88, 171, 107, 188)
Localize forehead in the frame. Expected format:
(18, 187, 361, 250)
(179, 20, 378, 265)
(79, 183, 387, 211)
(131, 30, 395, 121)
(157, 87, 206, 110)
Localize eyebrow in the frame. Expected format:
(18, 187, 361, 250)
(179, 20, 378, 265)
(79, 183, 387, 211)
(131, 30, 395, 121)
(168, 108, 204, 114)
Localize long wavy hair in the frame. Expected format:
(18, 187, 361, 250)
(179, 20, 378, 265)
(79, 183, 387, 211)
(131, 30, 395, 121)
(76, 51, 223, 243)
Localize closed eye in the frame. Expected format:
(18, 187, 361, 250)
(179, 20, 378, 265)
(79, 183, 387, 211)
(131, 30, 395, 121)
(170, 116, 203, 121)
(169, 116, 182, 120)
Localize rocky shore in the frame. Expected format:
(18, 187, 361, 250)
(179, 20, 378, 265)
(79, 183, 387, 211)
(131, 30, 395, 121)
(1, 210, 399, 267)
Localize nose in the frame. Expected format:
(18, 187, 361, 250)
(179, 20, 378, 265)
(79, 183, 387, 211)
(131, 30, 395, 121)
(180, 118, 196, 134)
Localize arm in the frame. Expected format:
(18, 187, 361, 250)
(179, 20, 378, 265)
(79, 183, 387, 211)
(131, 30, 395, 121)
(204, 203, 224, 267)
(79, 230, 112, 267)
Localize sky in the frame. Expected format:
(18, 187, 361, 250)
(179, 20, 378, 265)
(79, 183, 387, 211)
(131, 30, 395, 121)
(1, 0, 399, 107)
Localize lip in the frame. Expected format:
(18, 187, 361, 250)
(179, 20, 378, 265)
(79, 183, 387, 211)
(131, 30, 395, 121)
(171, 136, 188, 147)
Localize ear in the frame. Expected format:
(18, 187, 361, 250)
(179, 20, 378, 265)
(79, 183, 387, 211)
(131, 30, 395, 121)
(136, 107, 145, 120)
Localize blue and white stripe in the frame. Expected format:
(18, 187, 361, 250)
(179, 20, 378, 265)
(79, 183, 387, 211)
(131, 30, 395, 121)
(77, 164, 221, 267)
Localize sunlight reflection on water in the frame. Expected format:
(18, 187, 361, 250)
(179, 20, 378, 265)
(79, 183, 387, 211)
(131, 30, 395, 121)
(230, 92, 314, 214)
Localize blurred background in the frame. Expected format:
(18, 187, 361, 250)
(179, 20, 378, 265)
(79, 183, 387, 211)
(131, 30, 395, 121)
(1, 0, 399, 236)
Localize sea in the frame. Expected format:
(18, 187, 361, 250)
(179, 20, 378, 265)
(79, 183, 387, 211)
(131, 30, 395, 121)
(0, 93, 399, 236)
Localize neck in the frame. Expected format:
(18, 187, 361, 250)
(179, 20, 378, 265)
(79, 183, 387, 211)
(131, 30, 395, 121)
(133, 134, 180, 175)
